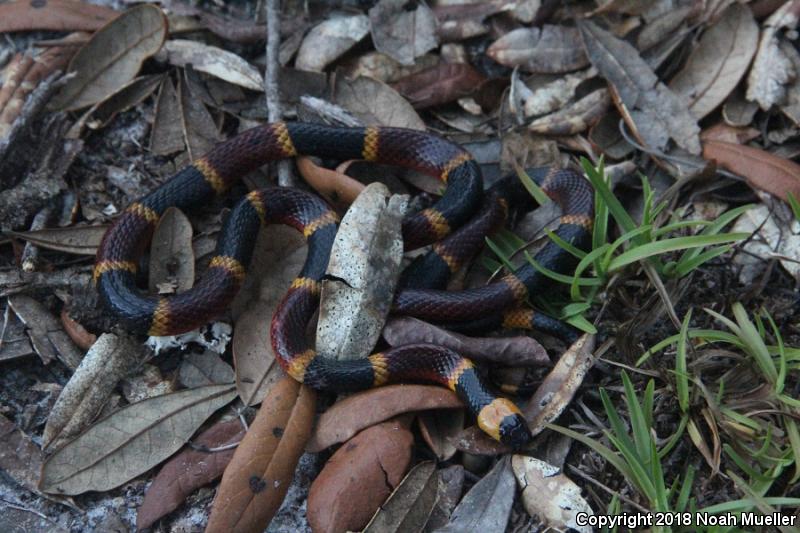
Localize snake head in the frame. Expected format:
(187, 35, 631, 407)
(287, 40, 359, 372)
(499, 413, 533, 449)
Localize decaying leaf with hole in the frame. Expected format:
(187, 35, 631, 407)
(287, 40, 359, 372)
(205, 377, 316, 533)
(512, 455, 594, 532)
(49, 4, 167, 111)
(159, 40, 263, 92)
(40, 384, 236, 495)
(669, 4, 758, 120)
(392, 63, 486, 110)
(383, 317, 549, 367)
(148, 207, 194, 294)
(578, 19, 701, 154)
(41, 333, 143, 451)
(5, 224, 108, 256)
(528, 88, 610, 135)
(307, 384, 463, 452)
(307, 416, 414, 533)
(8, 295, 83, 369)
(0, 0, 117, 33)
(137, 419, 245, 531)
(523, 334, 595, 436)
(316, 183, 407, 361)
(363, 461, 438, 532)
(436, 455, 516, 532)
(232, 226, 307, 406)
(369, 0, 438, 66)
(747, 0, 800, 110)
(488, 25, 589, 73)
(334, 75, 426, 130)
(703, 140, 800, 202)
(295, 14, 370, 71)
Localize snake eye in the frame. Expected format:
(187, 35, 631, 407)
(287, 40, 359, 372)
(499, 414, 533, 449)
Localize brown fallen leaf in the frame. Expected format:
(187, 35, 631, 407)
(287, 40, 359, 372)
(49, 4, 168, 111)
(295, 14, 370, 71)
(510, 68, 595, 120)
(341, 51, 440, 84)
(433, 1, 512, 42)
(307, 417, 414, 533)
(41, 384, 237, 495)
(382, 317, 549, 367)
(363, 461, 439, 532)
(700, 123, 760, 145)
(86, 73, 164, 130)
(451, 425, 510, 456)
(418, 409, 463, 461)
(487, 25, 589, 73)
(148, 207, 194, 294)
(178, 350, 235, 388)
(424, 464, 464, 530)
(511, 455, 594, 532)
(522, 334, 596, 436)
(177, 72, 222, 162)
(669, 4, 758, 120)
(392, 63, 487, 110)
(578, 19, 701, 155)
(4, 224, 109, 256)
(703, 140, 800, 202)
(8, 295, 82, 369)
(159, 40, 263, 92)
(317, 183, 406, 361)
(150, 76, 184, 156)
(232, 226, 307, 406)
(205, 377, 316, 533)
(296, 156, 365, 209)
(528, 88, 610, 135)
(369, 0, 438, 66)
(0, 0, 117, 33)
(334, 75, 426, 130)
(307, 384, 463, 452)
(59, 309, 96, 351)
(0, 414, 45, 494)
(136, 419, 245, 530)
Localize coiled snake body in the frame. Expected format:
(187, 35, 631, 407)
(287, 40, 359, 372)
(94, 122, 593, 448)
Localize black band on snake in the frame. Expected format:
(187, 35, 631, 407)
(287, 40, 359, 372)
(94, 122, 594, 448)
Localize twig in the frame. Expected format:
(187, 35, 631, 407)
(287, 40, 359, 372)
(0, 265, 92, 297)
(265, 0, 293, 187)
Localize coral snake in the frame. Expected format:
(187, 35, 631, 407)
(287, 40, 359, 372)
(94, 122, 594, 448)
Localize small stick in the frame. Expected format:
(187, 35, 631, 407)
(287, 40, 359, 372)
(265, 0, 293, 187)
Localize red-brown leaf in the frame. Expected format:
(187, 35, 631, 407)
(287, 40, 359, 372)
(392, 63, 486, 109)
(307, 417, 414, 533)
(703, 140, 800, 202)
(0, 0, 117, 33)
(136, 419, 245, 530)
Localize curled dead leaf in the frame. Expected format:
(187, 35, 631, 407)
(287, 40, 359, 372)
(307, 417, 414, 533)
(59, 309, 96, 351)
(307, 384, 462, 452)
(296, 156, 364, 209)
(159, 40, 263, 92)
(206, 377, 316, 533)
(4, 224, 108, 256)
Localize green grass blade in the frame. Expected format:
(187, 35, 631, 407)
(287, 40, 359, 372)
(524, 251, 602, 286)
(676, 309, 692, 412)
(608, 233, 749, 272)
(581, 156, 639, 236)
(545, 228, 587, 259)
(674, 244, 733, 278)
(515, 164, 551, 206)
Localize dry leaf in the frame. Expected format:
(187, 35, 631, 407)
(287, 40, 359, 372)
(5, 224, 108, 256)
(425, 464, 464, 530)
(702, 140, 800, 202)
(510, 68, 595, 119)
(0, 0, 117, 33)
(392, 63, 486, 110)
(137, 419, 245, 530)
(487, 26, 589, 73)
(307, 384, 463, 452)
(42, 333, 144, 450)
(178, 72, 222, 162)
(86, 73, 164, 130)
(363, 461, 439, 532)
(746, 0, 800, 110)
(49, 4, 167, 111)
(232, 226, 307, 406)
(669, 4, 758, 119)
(0, 414, 45, 494)
(40, 384, 237, 495)
(334, 75, 426, 130)
(307, 417, 414, 533)
(150, 77, 184, 156)
(578, 19, 701, 154)
(205, 377, 316, 533)
(434, 1, 514, 42)
(528, 88, 610, 135)
(178, 350, 235, 388)
(369, 0, 438, 66)
(296, 156, 365, 209)
(523, 334, 596, 436)
(341, 51, 440, 84)
(295, 14, 370, 71)
(512, 455, 594, 532)
(731, 204, 799, 283)
(148, 207, 194, 294)
(60, 309, 96, 351)
(700, 123, 760, 144)
(451, 424, 510, 456)
(316, 183, 406, 360)
(8, 295, 82, 369)
(159, 40, 263, 92)
(383, 317, 549, 367)
(435, 456, 516, 532)
(418, 410, 463, 461)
